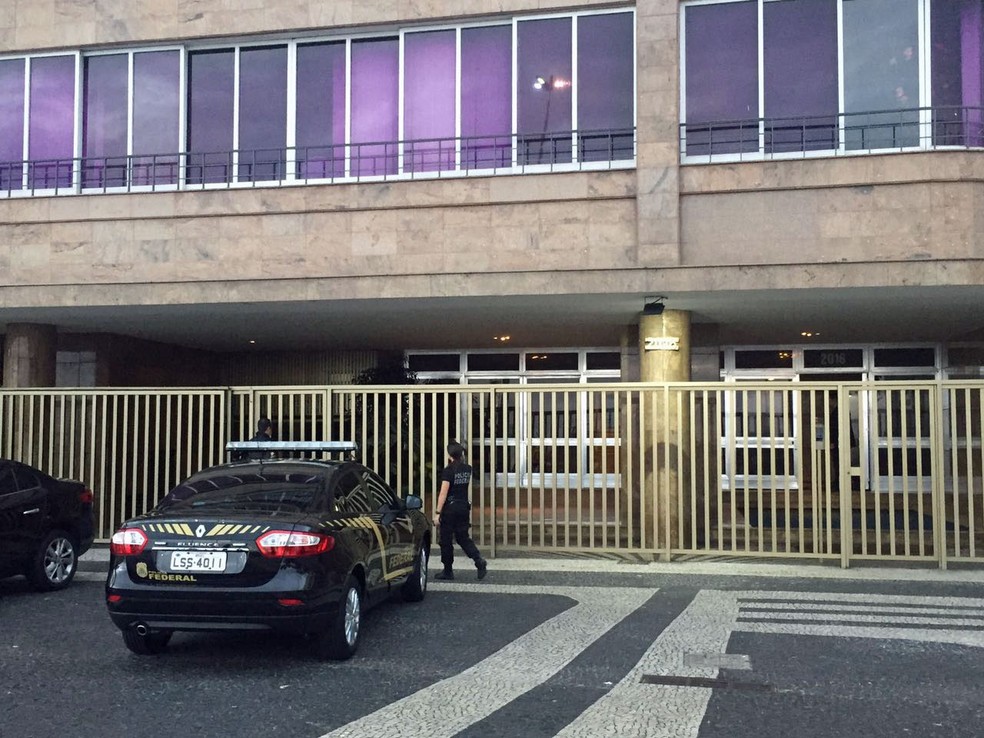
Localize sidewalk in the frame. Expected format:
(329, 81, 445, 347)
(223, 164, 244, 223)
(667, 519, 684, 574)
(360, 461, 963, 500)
(79, 545, 984, 584)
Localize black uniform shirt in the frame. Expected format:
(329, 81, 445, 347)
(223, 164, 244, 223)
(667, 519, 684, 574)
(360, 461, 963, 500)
(440, 461, 472, 503)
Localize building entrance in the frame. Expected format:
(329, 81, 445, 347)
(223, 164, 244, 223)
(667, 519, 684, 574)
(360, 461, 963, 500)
(722, 344, 940, 498)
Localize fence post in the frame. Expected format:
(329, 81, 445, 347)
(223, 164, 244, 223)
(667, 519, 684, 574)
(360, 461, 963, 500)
(489, 386, 497, 559)
(838, 385, 852, 569)
(933, 382, 948, 570)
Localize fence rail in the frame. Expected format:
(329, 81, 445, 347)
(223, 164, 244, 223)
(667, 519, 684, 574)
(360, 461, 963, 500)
(2, 381, 981, 568)
(681, 105, 984, 162)
(0, 128, 636, 198)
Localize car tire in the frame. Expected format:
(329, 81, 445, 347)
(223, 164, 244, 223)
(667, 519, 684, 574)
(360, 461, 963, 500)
(400, 544, 428, 603)
(26, 530, 77, 591)
(122, 629, 173, 656)
(315, 575, 362, 661)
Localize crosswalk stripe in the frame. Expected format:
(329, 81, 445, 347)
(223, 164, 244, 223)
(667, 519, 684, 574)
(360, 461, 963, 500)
(733, 590, 984, 646)
(555, 590, 735, 738)
(319, 584, 656, 738)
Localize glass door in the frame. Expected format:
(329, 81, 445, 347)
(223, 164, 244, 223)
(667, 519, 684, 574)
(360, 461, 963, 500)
(721, 379, 800, 492)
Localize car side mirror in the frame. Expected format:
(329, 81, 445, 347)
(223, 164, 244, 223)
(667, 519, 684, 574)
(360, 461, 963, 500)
(404, 495, 423, 510)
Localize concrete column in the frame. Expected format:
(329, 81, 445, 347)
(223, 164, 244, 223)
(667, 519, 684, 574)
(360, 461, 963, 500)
(638, 309, 691, 558)
(3, 323, 57, 387)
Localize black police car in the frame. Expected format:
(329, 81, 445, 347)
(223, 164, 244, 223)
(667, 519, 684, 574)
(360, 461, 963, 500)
(106, 442, 431, 660)
(0, 458, 95, 591)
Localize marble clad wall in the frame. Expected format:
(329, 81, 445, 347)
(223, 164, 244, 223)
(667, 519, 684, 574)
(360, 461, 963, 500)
(0, 171, 639, 307)
(0, 0, 621, 52)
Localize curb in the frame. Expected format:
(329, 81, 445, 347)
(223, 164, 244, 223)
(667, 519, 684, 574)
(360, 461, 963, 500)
(77, 547, 984, 584)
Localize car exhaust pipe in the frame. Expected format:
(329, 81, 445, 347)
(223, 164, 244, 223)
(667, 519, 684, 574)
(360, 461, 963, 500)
(134, 623, 149, 636)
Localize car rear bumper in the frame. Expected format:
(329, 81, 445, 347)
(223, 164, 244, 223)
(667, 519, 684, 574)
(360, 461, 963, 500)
(106, 558, 346, 635)
(107, 590, 342, 635)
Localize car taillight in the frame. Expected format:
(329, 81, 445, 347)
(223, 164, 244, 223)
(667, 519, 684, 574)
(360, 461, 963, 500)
(79, 489, 94, 504)
(110, 528, 148, 556)
(256, 530, 334, 558)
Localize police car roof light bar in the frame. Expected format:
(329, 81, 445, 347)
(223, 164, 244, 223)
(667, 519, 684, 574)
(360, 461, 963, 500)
(225, 441, 359, 458)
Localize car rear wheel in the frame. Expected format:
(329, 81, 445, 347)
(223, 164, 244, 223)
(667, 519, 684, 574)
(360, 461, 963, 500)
(27, 530, 77, 591)
(315, 575, 362, 661)
(122, 629, 173, 656)
(401, 544, 428, 602)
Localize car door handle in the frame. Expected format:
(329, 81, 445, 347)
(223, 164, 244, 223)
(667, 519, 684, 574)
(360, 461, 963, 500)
(23, 508, 40, 515)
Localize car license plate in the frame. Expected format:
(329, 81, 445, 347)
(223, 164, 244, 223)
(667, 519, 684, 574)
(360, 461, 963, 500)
(170, 551, 227, 572)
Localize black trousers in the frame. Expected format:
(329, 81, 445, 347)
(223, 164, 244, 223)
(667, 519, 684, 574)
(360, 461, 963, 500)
(438, 508, 482, 570)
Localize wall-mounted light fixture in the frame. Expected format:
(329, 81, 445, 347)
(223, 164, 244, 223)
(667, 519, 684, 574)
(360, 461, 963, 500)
(642, 295, 667, 316)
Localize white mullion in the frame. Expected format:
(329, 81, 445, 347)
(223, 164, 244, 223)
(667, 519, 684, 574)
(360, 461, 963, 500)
(455, 27, 461, 172)
(126, 52, 134, 189)
(72, 52, 82, 192)
(571, 14, 579, 165)
(178, 48, 187, 188)
(679, 7, 687, 160)
(511, 18, 518, 168)
(345, 39, 352, 178)
(919, 0, 931, 149)
(633, 8, 638, 162)
(398, 30, 405, 175)
(757, 0, 765, 158)
(837, 0, 845, 153)
(286, 41, 297, 181)
(232, 47, 240, 183)
(21, 57, 29, 190)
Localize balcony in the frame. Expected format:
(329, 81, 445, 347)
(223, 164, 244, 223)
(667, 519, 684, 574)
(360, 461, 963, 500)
(681, 106, 984, 163)
(0, 128, 636, 198)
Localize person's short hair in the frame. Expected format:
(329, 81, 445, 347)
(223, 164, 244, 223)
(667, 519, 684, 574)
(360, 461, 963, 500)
(447, 441, 465, 459)
(257, 417, 272, 433)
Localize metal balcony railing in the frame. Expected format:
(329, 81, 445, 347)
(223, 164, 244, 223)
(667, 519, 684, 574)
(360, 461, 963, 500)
(680, 106, 984, 162)
(0, 128, 636, 197)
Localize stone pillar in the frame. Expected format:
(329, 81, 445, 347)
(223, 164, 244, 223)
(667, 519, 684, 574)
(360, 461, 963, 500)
(3, 323, 57, 387)
(638, 309, 691, 559)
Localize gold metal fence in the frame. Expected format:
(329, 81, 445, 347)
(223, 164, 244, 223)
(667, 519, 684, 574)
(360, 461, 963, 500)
(1, 382, 981, 568)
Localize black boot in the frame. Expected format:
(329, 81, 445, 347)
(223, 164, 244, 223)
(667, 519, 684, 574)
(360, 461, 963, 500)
(435, 569, 454, 581)
(476, 559, 488, 580)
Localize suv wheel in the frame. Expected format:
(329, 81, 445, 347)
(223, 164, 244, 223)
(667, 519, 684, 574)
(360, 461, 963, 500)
(27, 530, 77, 591)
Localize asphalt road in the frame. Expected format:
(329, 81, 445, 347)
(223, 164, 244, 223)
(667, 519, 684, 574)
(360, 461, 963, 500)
(2, 562, 984, 738)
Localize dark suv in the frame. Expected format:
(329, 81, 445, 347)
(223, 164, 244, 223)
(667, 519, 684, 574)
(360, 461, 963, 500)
(0, 459, 95, 590)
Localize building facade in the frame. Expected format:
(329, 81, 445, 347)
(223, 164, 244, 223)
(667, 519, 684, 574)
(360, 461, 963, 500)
(0, 0, 981, 389)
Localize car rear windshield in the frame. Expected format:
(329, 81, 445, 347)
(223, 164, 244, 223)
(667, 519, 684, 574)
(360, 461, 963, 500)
(157, 472, 325, 514)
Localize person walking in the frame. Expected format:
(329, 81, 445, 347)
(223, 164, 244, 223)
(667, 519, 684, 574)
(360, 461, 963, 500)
(433, 440, 487, 580)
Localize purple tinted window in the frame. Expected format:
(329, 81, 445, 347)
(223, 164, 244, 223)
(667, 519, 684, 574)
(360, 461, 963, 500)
(0, 58, 25, 191)
(187, 49, 234, 183)
(238, 46, 287, 182)
(296, 42, 346, 179)
(843, 0, 919, 149)
(518, 17, 572, 164)
(239, 46, 287, 182)
(351, 38, 398, 176)
(578, 12, 635, 162)
(461, 25, 511, 169)
(404, 30, 456, 172)
(82, 54, 128, 188)
(932, 0, 984, 146)
(684, 2, 758, 156)
(133, 50, 180, 185)
(29, 55, 76, 189)
(764, 0, 838, 153)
